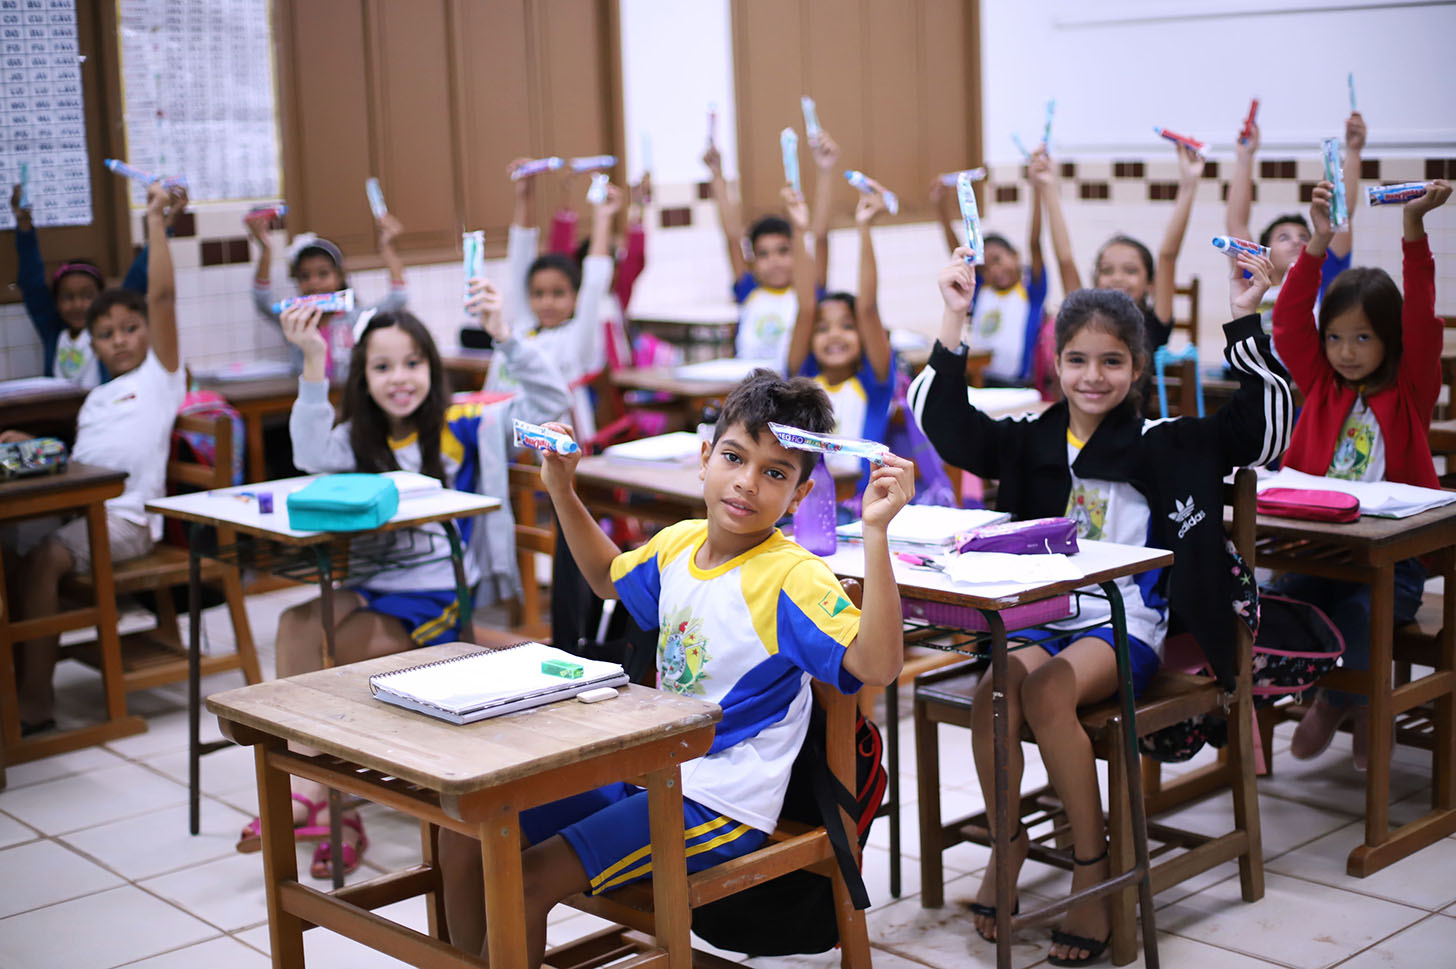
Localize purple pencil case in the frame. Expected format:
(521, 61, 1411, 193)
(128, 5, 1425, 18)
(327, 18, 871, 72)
(956, 517, 1079, 556)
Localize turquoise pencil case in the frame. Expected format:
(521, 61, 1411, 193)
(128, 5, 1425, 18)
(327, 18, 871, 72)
(286, 474, 400, 531)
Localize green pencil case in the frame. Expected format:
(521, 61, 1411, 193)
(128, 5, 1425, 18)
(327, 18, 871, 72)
(286, 474, 400, 531)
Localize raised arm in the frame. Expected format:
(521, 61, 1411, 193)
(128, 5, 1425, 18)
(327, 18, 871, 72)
(703, 144, 749, 282)
(1272, 182, 1336, 388)
(808, 131, 840, 291)
(145, 183, 179, 372)
(929, 179, 961, 256)
(839, 455, 913, 687)
(615, 174, 649, 310)
(1030, 151, 1081, 295)
(1154, 144, 1205, 324)
(855, 190, 892, 382)
(1329, 112, 1366, 261)
(783, 185, 816, 375)
(539, 426, 623, 600)
(245, 208, 273, 289)
(11, 184, 57, 335)
(1225, 120, 1257, 241)
(509, 157, 538, 231)
(1027, 170, 1046, 286)
(1399, 180, 1451, 416)
(376, 212, 406, 286)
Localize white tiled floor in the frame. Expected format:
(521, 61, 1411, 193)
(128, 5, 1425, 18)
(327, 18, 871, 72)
(3, 588, 1456, 968)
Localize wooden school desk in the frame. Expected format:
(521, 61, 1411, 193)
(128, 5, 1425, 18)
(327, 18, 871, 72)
(440, 350, 493, 393)
(0, 377, 86, 440)
(192, 375, 344, 483)
(628, 304, 738, 362)
(824, 539, 1172, 969)
(608, 367, 739, 430)
(1243, 502, 1456, 876)
(0, 463, 147, 763)
(147, 478, 500, 854)
(207, 643, 719, 969)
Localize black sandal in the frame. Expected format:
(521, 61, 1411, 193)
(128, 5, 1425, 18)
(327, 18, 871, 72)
(1047, 845, 1111, 967)
(968, 824, 1025, 943)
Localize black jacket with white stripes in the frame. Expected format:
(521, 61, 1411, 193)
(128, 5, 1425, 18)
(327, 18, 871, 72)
(908, 314, 1293, 688)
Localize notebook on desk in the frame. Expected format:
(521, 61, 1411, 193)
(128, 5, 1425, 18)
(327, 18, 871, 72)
(368, 642, 630, 723)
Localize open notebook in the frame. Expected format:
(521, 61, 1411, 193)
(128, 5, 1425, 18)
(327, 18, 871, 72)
(368, 642, 629, 724)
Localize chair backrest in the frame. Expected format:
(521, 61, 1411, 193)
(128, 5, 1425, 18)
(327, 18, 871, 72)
(1172, 277, 1200, 341)
(508, 463, 556, 632)
(168, 413, 235, 492)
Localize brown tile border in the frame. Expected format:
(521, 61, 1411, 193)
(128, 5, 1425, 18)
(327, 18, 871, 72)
(660, 206, 692, 229)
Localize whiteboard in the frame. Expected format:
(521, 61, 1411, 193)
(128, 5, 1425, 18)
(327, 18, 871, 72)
(117, 0, 281, 205)
(0, 0, 92, 230)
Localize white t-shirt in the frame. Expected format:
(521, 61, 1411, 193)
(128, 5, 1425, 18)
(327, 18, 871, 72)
(736, 285, 797, 369)
(814, 375, 869, 477)
(1326, 396, 1386, 483)
(54, 328, 100, 390)
(964, 282, 1031, 383)
(71, 351, 187, 540)
(1053, 432, 1168, 650)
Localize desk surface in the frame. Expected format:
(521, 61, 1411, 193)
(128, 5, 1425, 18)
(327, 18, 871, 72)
(0, 377, 86, 430)
(610, 366, 739, 398)
(146, 476, 501, 545)
(0, 461, 126, 509)
(193, 374, 346, 406)
(823, 539, 1173, 608)
(629, 305, 739, 327)
(207, 643, 721, 796)
(1233, 500, 1456, 553)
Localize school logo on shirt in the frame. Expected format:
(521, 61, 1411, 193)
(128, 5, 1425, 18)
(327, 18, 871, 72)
(1066, 484, 1107, 542)
(56, 345, 84, 377)
(1328, 420, 1375, 481)
(756, 314, 786, 345)
(818, 590, 851, 619)
(658, 607, 712, 695)
(980, 308, 1002, 336)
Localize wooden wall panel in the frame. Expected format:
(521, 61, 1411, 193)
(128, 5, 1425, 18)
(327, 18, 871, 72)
(732, 0, 803, 212)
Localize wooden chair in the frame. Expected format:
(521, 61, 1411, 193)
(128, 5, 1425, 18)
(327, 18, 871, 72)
(62, 414, 260, 693)
(913, 469, 1264, 965)
(1172, 277, 1200, 342)
(548, 579, 873, 969)
(499, 463, 554, 643)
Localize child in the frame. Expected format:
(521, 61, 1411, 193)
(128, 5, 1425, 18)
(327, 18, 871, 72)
(1227, 112, 1366, 328)
(248, 208, 408, 382)
(240, 281, 571, 877)
(437, 371, 914, 967)
(488, 158, 616, 439)
(9, 182, 174, 388)
(784, 182, 894, 484)
(1035, 143, 1205, 359)
(909, 247, 1292, 965)
(703, 132, 838, 370)
(1274, 179, 1450, 770)
(1, 182, 186, 734)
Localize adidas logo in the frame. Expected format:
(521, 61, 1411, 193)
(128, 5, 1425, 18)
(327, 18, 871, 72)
(1168, 495, 1205, 538)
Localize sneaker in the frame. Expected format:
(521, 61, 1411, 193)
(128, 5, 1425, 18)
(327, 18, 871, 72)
(1290, 695, 1354, 760)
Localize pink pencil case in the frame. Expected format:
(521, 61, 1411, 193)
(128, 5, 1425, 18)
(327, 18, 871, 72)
(902, 595, 1073, 633)
(957, 517, 1079, 555)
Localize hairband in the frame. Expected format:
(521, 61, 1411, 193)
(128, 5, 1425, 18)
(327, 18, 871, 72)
(52, 262, 104, 286)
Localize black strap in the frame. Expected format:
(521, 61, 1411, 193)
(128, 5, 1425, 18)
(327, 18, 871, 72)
(806, 731, 871, 911)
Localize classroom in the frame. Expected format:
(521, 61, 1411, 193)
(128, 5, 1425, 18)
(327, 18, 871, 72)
(1, 1, 1455, 967)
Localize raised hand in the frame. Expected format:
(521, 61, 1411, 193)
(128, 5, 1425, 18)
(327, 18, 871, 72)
(860, 453, 915, 530)
(939, 249, 978, 314)
(1176, 143, 1205, 183)
(466, 277, 509, 343)
(1345, 112, 1367, 154)
(1229, 251, 1275, 318)
(855, 189, 887, 226)
(376, 212, 404, 248)
(280, 303, 328, 360)
(9, 182, 30, 231)
(780, 184, 809, 231)
(537, 421, 583, 493)
(809, 131, 840, 172)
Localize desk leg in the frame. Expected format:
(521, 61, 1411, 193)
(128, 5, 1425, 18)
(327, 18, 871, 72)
(884, 680, 901, 899)
(312, 545, 349, 891)
(253, 741, 306, 969)
(1354, 567, 1396, 874)
(0, 547, 21, 753)
(86, 500, 127, 726)
(188, 529, 203, 835)
(1102, 580, 1159, 969)
(245, 413, 266, 484)
(985, 609, 1013, 969)
(646, 767, 691, 969)
(479, 808, 528, 969)
(444, 521, 473, 642)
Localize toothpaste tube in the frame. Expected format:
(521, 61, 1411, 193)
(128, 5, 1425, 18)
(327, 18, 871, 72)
(939, 168, 987, 186)
(956, 171, 985, 266)
(640, 132, 653, 173)
(956, 517, 1078, 556)
(1239, 99, 1259, 145)
(365, 177, 387, 219)
(1211, 236, 1270, 258)
(767, 422, 889, 465)
(1042, 98, 1055, 147)
(160, 174, 188, 191)
(571, 154, 617, 172)
(707, 103, 718, 145)
(510, 156, 564, 180)
(586, 172, 609, 204)
(104, 158, 188, 190)
(1153, 126, 1207, 158)
(780, 128, 800, 193)
(273, 289, 355, 315)
(462, 230, 485, 300)
(844, 170, 899, 214)
(17, 160, 28, 210)
(1366, 181, 1428, 206)
(514, 419, 580, 456)
(1011, 133, 1032, 160)
(1322, 137, 1348, 228)
(801, 96, 821, 140)
(1348, 71, 1357, 113)
(245, 203, 288, 224)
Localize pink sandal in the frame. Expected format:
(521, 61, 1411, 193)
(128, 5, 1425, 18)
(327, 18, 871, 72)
(309, 814, 368, 880)
(236, 793, 330, 853)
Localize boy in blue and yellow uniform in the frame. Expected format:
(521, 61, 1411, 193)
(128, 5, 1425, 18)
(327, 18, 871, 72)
(439, 370, 914, 966)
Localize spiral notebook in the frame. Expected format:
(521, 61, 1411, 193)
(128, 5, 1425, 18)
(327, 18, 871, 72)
(368, 642, 629, 724)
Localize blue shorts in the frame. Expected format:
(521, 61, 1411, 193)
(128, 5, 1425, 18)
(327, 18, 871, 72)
(355, 587, 462, 646)
(1014, 626, 1160, 698)
(520, 782, 767, 897)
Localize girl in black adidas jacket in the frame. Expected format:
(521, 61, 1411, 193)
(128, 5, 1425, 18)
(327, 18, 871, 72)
(909, 247, 1292, 965)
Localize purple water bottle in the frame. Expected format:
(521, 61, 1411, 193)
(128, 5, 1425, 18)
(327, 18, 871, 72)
(793, 456, 838, 556)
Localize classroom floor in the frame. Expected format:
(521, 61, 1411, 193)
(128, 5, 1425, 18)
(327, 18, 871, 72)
(2, 585, 1455, 969)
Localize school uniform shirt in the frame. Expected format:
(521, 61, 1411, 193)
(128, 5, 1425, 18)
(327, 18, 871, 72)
(253, 280, 409, 382)
(290, 333, 572, 604)
(1274, 237, 1440, 490)
(54, 329, 100, 389)
(1326, 396, 1385, 482)
(799, 355, 895, 483)
(611, 521, 861, 833)
(71, 351, 187, 540)
(964, 266, 1048, 383)
(733, 274, 798, 370)
(909, 314, 1293, 689)
(1256, 249, 1353, 337)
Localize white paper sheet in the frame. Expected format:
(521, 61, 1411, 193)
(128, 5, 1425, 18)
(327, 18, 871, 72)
(1257, 467, 1456, 519)
(944, 552, 1083, 586)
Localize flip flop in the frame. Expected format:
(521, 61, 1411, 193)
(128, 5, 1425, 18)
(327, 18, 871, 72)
(236, 793, 330, 853)
(309, 814, 368, 880)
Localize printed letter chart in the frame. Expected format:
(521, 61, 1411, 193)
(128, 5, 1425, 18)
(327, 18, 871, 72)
(0, 0, 91, 230)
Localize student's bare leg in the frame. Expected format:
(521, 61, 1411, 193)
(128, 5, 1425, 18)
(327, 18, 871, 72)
(1020, 638, 1120, 963)
(438, 827, 487, 956)
(16, 537, 74, 725)
(970, 645, 1052, 941)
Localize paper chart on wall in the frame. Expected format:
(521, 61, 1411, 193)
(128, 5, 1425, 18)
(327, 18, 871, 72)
(0, 0, 92, 230)
(118, 0, 281, 206)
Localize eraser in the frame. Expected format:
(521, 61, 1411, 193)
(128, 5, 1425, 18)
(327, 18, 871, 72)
(577, 686, 619, 703)
(542, 659, 584, 679)
(257, 492, 274, 514)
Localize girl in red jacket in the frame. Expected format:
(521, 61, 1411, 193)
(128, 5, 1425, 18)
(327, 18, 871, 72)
(1272, 177, 1451, 770)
